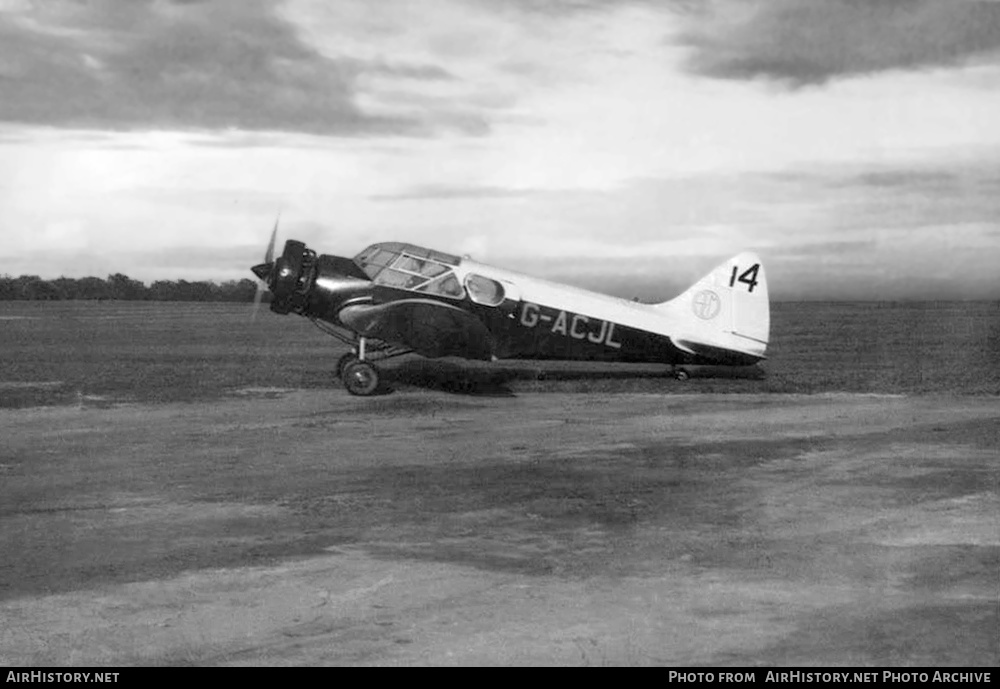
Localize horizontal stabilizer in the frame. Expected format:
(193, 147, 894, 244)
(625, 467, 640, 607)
(674, 339, 765, 366)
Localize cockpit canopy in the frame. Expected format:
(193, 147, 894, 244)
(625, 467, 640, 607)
(353, 242, 465, 299)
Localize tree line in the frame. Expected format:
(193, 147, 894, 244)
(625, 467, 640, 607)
(0, 273, 263, 302)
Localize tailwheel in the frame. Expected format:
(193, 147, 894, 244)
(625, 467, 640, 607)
(336, 352, 358, 380)
(342, 360, 383, 396)
(673, 367, 690, 381)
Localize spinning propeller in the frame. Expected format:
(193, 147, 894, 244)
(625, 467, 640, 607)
(250, 218, 279, 321)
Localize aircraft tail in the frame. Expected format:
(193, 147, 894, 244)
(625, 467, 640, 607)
(653, 252, 769, 361)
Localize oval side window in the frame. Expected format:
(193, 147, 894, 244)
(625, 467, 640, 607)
(464, 274, 505, 306)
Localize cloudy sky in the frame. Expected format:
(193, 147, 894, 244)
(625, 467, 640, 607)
(1, 0, 999, 299)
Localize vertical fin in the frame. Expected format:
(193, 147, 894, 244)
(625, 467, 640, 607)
(653, 252, 769, 358)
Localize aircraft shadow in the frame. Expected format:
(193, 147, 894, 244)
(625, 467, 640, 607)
(382, 359, 518, 397)
(381, 358, 762, 396)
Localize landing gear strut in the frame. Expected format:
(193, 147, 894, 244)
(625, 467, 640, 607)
(313, 322, 411, 396)
(335, 337, 394, 396)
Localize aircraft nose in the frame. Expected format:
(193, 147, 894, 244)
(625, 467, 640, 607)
(251, 262, 273, 282)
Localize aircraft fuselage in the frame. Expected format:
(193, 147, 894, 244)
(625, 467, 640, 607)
(254, 238, 768, 387)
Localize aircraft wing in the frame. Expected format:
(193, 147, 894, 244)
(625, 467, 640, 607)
(339, 299, 496, 360)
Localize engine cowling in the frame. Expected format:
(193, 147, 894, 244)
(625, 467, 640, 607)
(253, 239, 374, 322)
(269, 240, 312, 315)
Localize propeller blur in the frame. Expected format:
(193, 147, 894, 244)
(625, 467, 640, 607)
(250, 220, 279, 321)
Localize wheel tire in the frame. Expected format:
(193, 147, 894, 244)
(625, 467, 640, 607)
(343, 361, 381, 396)
(336, 352, 358, 380)
(674, 368, 690, 381)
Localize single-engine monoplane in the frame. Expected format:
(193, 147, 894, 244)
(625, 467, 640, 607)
(251, 227, 769, 396)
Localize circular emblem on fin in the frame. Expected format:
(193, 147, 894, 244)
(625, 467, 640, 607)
(692, 289, 721, 320)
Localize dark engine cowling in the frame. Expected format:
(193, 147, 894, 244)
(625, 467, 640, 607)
(269, 240, 314, 314)
(303, 254, 374, 322)
(258, 240, 373, 320)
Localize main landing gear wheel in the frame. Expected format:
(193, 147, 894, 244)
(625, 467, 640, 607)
(336, 352, 358, 380)
(674, 368, 690, 381)
(342, 360, 381, 396)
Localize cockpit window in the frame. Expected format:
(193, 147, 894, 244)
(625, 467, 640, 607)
(417, 273, 464, 299)
(355, 247, 399, 280)
(396, 256, 449, 278)
(375, 269, 429, 291)
(353, 243, 466, 300)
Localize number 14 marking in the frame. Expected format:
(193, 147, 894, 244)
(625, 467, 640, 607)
(729, 264, 760, 293)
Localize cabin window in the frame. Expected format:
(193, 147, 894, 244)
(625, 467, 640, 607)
(375, 268, 428, 291)
(464, 274, 505, 306)
(354, 243, 465, 299)
(371, 249, 398, 267)
(356, 248, 399, 280)
(417, 273, 464, 299)
(396, 255, 449, 278)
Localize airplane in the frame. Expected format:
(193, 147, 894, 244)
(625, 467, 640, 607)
(251, 227, 769, 396)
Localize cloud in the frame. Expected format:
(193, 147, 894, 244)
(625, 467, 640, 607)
(838, 169, 959, 190)
(768, 239, 878, 259)
(781, 159, 1000, 234)
(371, 184, 539, 201)
(125, 186, 288, 213)
(678, 0, 1000, 86)
(0, 0, 480, 135)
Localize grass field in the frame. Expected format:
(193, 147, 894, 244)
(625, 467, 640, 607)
(2, 300, 998, 665)
(2, 301, 997, 407)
